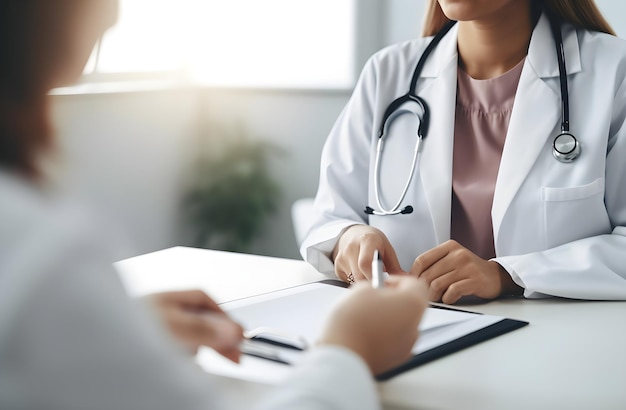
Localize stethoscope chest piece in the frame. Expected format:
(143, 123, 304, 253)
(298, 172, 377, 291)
(553, 132, 580, 163)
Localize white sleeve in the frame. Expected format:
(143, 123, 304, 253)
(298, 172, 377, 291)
(300, 55, 380, 275)
(3, 217, 224, 410)
(256, 346, 380, 410)
(495, 228, 626, 299)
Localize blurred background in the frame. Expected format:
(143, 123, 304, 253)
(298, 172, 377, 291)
(50, 0, 626, 261)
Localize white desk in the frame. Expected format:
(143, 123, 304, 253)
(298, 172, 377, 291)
(116, 246, 626, 410)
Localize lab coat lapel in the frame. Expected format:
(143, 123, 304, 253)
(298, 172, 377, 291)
(492, 13, 581, 243)
(418, 25, 459, 243)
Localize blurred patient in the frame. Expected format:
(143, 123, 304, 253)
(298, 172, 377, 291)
(0, 1, 428, 409)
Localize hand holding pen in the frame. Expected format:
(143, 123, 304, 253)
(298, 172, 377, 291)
(319, 275, 428, 375)
(331, 224, 405, 285)
(145, 290, 244, 361)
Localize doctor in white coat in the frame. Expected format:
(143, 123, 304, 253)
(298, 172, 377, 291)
(302, 0, 626, 303)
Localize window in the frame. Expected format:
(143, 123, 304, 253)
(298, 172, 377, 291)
(84, 0, 356, 89)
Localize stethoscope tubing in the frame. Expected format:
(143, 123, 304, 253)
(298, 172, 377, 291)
(365, 12, 578, 217)
(373, 112, 423, 215)
(548, 11, 570, 133)
(366, 21, 456, 216)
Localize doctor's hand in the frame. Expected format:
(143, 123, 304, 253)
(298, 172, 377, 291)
(410, 240, 522, 304)
(318, 276, 428, 375)
(332, 224, 405, 284)
(145, 290, 243, 361)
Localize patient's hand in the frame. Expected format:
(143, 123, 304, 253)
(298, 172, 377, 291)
(145, 290, 243, 362)
(318, 276, 428, 375)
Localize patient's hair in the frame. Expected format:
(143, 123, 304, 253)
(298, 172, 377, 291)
(422, 0, 615, 37)
(0, 1, 54, 179)
(0, 0, 117, 180)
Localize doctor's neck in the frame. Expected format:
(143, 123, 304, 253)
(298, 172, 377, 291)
(456, 1, 534, 80)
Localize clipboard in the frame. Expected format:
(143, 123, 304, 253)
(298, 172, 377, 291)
(206, 280, 528, 382)
(376, 302, 528, 380)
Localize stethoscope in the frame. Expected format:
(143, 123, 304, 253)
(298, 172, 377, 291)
(365, 13, 579, 217)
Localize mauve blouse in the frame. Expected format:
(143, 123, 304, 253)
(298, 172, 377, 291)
(450, 59, 525, 259)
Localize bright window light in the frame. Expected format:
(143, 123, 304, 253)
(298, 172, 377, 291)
(87, 0, 356, 88)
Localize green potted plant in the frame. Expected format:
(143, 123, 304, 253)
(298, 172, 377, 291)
(184, 128, 284, 253)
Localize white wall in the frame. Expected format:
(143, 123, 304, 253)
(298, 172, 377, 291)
(52, 89, 199, 258)
(596, 0, 626, 38)
(385, 0, 425, 45)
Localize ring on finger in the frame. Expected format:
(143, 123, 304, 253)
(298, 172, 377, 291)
(347, 272, 355, 284)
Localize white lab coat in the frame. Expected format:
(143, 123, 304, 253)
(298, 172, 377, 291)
(302, 13, 626, 300)
(0, 172, 379, 410)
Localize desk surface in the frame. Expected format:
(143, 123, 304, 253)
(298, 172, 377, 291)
(116, 247, 626, 410)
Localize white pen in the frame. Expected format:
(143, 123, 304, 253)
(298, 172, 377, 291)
(372, 249, 385, 289)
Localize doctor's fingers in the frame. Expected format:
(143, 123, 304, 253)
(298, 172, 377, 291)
(354, 231, 404, 278)
(410, 241, 458, 277)
(354, 240, 403, 280)
(430, 275, 478, 304)
(415, 247, 483, 299)
(334, 258, 367, 284)
(440, 279, 483, 305)
(333, 226, 391, 282)
(336, 250, 402, 284)
(422, 258, 506, 302)
(336, 225, 392, 258)
(380, 243, 404, 275)
(333, 245, 358, 283)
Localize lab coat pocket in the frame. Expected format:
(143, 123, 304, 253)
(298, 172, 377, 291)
(541, 178, 611, 248)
